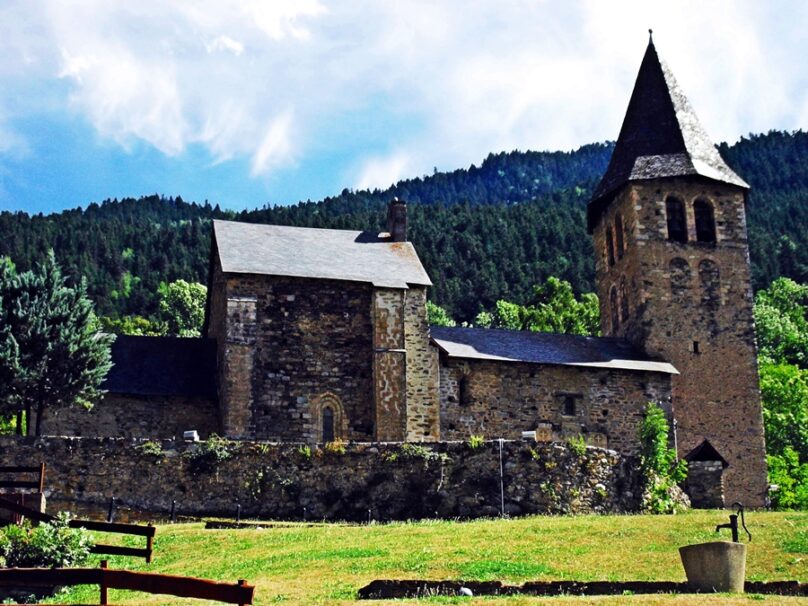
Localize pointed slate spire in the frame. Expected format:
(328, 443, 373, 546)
(587, 36, 748, 231)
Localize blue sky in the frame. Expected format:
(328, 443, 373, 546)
(1, 1, 806, 215)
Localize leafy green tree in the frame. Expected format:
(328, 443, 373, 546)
(760, 363, 808, 462)
(485, 277, 600, 336)
(99, 315, 166, 336)
(158, 280, 207, 337)
(0, 252, 114, 435)
(754, 277, 808, 368)
(767, 447, 808, 510)
(426, 301, 456, 327)
(753, 278, 808, 509)
(639, 402, 688, 514)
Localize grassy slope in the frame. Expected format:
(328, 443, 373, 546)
(41, 510, 807, 606)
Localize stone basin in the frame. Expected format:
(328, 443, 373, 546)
(679, 541, 747, 593)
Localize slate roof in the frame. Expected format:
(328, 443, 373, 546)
(212, 220, 431, 289)
(104, 336, 217, 398)
(430, 326, 678, 374)
(588, 37, 748, 232)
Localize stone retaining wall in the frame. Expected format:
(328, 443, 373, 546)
(0, 437, 641, 521)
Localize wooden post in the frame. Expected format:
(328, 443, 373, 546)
(238, 579, 247, 606)
(99, 560, 108, 605)
(146, 523, 154, 563)
(38, 463, 46, 494)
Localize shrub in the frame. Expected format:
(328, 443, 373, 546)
(398, 443, 451, 465)
(639, 402, 688, 514)
(467, 435, 485, 450)
(136, 440, 164, 457)
(324, 438, 347, 455)
(0, 513, 93, 568)
(566, 435, 587, 457)
(185, 434, 234, 473)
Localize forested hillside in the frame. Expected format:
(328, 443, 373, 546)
(1, 131, 806, 322)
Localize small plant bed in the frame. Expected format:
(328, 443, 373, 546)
(357, 579, 808, 599)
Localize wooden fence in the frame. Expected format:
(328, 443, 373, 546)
(0, 497, 155, 562)
(0, 464, 46, 493)
(0, 560, 255, 605)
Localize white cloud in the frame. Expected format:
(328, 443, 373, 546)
(251, 111, 295, 176)
(0, 0, 805, 189)
(206, 36, 244, 56)
(356, 152, 414, 191)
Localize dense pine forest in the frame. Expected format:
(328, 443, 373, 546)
(1, 130, 806, 322)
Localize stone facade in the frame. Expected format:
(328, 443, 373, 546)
(40, 395, 218, 440)
(592, 178, 768, 506)
(404, 287, 440, 441)
(0, 436, 642, 521)
(439, 358, 671, 456)
(209, 265, 376, 442)
(208, 253, 437, 443)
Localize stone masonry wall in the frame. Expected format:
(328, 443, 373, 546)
(40, 395, 219, 440)
(404, 287, 440, 441)
(224, 274, 375, 442)
(372, 289, 407, 441)
(592, 178, 768, 506)
(0, 437, 641, 521)
(439, 359, 671, 456)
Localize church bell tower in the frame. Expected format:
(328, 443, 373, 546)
(588, 34, 768, 507)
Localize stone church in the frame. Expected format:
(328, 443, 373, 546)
(43, 37, 768, 507)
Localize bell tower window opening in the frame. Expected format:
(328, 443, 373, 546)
(615, 214, 625, 259)
(619, 277, 629, 323)
(609, 285, 619, 332)
(322, 406, 335, 443)
(666, 197, 687, 243)
(605, 226, 616, 266)
(694, 199, 717, 243)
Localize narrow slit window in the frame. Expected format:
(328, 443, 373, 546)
(562, 396, 576, 416)
(615, 214, 625, 259)
(606, 226, 616, 266)
(322, 406, 335, 442)
(693, 341, 700, 354)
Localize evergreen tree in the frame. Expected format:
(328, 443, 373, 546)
(0, 252, 114, 435)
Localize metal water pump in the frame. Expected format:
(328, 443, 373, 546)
(715, 502, 752, 543)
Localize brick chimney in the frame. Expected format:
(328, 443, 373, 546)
(386, 197, 407, 242)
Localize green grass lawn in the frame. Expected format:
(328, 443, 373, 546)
(42, 510, 806, 605)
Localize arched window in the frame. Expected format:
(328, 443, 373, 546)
(699, 260, 721, 308)
(615, 214, 625, 259)
(313, 392, 345, 443)
(669, 258, 691, 298)
(619, 277, 629, 322)
(694, 199, 717, 243)
(605, 226, 616, 266)
(322, 406, 335, 443)
(609, 285, 619, 332)
(666, 197, 687, 243)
